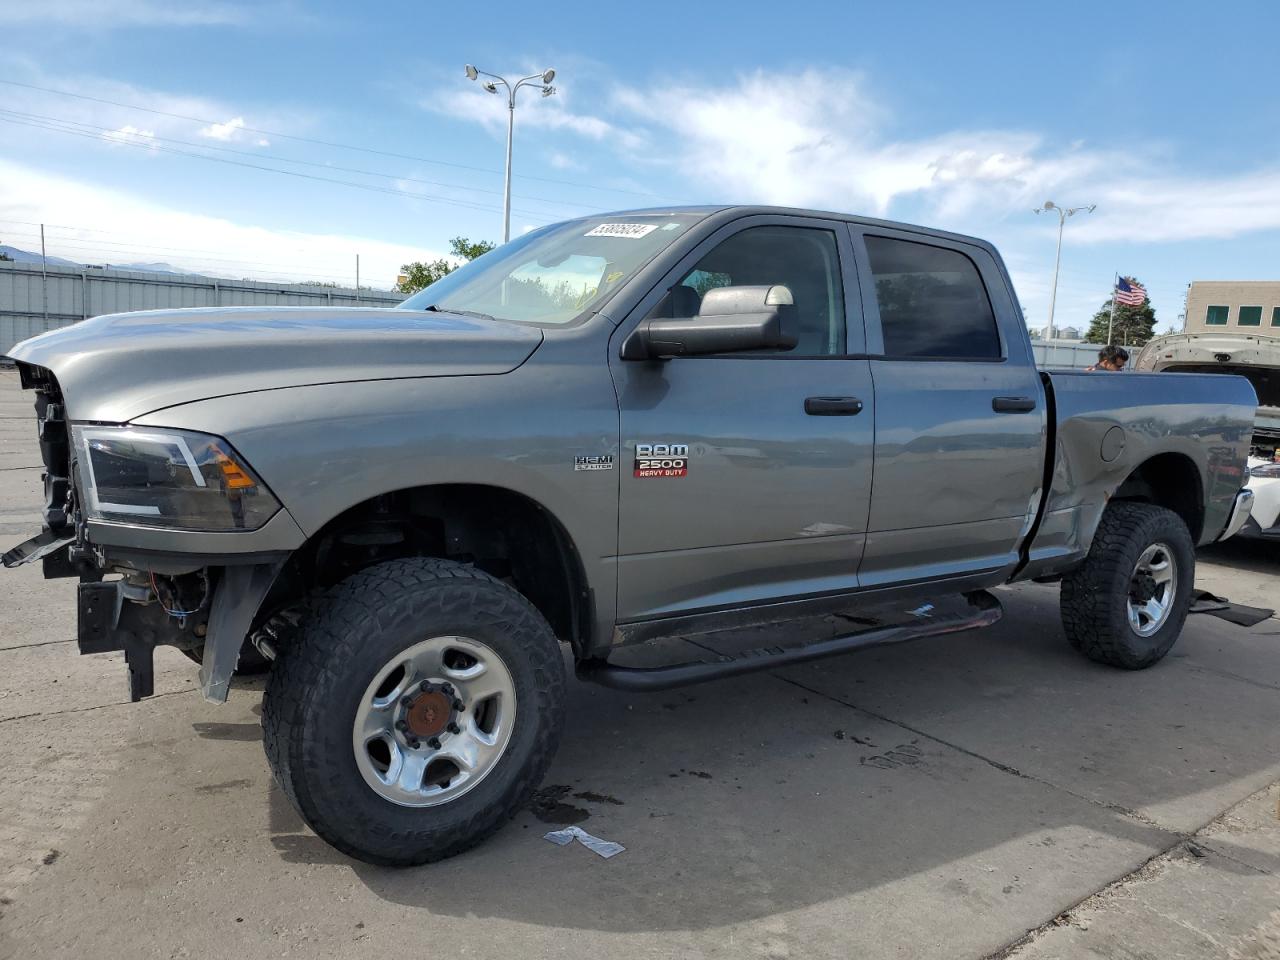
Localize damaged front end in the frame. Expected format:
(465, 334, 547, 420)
(3, 362, 286, 703)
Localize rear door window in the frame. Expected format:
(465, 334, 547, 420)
(864, 236, 1001, 359)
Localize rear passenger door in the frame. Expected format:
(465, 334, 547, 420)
(849, 226, 1047, 587)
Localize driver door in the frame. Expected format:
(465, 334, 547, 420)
(608, 216, 876, 622)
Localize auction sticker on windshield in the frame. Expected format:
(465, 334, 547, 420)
(585, 223, 659, 239)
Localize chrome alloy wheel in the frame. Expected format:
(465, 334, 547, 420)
(1127, 542, 1178, 638)
(352, 635, 517, 807)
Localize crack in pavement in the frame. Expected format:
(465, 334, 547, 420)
(770, 671, 1280, 959)
(776, 674, 1169, 829)
(1184, 661, 1280, 693)
(0, 686, 196, 725)
(0, 638, 76, 653)
(983, 785, 1280, 960)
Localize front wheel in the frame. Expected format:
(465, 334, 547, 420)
(262, 557, 566, 866)
(1060, 501, 1195, 669)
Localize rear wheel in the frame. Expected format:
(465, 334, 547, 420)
(262, 557, 565, 866)
(1060, 502, 1195, 669)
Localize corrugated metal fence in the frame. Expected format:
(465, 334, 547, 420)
(0, 260, 405, 358)
(1032, 340, 1122, 369)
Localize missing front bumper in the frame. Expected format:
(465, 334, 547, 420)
(74, 561, 282, 704)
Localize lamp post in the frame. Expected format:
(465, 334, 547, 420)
(464, 64, 557, 243)
(1034, 200, 1095, 340)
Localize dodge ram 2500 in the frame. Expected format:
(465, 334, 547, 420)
(3, 206, 1258, 865)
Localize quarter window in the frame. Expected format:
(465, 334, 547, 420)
(1205, 305, 1229, 325)
(864, 236, 1001, 359)
(1239, 306, 1262, 326)
(671, 226, 846, 355)
(1272, 307, 1280, 327)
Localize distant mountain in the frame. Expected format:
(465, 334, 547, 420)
(0, 245, 190, 275)
(0, 245, 81, 268)
(113, 261, 186, 274)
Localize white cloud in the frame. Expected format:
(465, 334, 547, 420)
(613, 69, 1113, 218)
(9, 0, 249, 26)
(0, 159, 442, 289)
(426, 87, 643, 149)
(547, 151, 581, 171)
(101, 124, 156, 147)
(1, 70, 299, 154)
(198, 116, 246, 141)
(610, 68, 1280, 245)
(1081, 169, 1280, 244)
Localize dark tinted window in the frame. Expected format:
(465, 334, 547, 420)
(865, 236, 1001, 359)
(672, 226, 845, 355)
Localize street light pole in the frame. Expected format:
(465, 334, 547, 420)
(465, 64, 557, 243)
(1034, 201, 1095, 340)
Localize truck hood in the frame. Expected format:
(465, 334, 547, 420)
(6, 305, 544, 422)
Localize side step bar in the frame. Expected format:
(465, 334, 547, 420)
(577, 590, 1003, 692)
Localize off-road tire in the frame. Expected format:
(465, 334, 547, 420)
(261, 557, 565, 866)
(1060, 502, 1195, 669)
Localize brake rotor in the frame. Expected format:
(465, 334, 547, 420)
(404, 690, 452, 738)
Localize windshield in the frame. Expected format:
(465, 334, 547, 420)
(398, 213, 706, 325)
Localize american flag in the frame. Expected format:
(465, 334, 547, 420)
(1114, 277, 1147, 307)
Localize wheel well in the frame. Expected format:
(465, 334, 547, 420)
(1111, 453, 1204, 542)
(268, 485, 590, 653)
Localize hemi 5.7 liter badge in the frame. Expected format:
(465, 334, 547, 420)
(634, 443, 689, 478)
(575, 455, 614, 472)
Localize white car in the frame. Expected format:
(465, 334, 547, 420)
(1243, 456, 1280, 539)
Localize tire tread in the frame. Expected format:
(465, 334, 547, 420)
(1060, 502, 1193, 669)
(261, 557, 565, 866)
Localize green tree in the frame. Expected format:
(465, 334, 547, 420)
(396, 236, 496, 294)
(1084, 277, 1157, 347)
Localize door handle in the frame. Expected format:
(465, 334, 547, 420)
(992, 396, 1036, 413)
(805, 396, 864, 416)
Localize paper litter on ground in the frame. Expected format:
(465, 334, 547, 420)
(543, 825, 626, 859)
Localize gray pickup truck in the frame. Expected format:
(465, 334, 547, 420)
(3, 206, 1258, 865)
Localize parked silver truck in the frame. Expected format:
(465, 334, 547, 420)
(3, 206, 1258, 865)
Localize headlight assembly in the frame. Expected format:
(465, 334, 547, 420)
(72, 426, 280, 531)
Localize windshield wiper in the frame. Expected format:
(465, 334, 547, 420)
(421, 304, 499, 323)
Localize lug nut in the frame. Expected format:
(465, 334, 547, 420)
(441, 683, 454, 696)
(395, 720, 408, 732)
(401, 695, 413, 707)
(419, 680, 434, 693)
(447, 722, 461, 734)
(452, 698, 464, 711)
(408, 738, 421, 750)
(427, 737, 441, 750)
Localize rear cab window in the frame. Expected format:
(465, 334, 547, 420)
(863, 235, 1002, 359)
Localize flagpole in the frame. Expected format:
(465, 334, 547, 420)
(1107, 273, 1118, 345)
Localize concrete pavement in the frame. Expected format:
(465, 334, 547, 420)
(0, 366, 1277, 959)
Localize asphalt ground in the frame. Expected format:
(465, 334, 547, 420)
(1, 366, 1277, 959)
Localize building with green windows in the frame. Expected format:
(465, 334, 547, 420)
(1184, 281, 1280, 333)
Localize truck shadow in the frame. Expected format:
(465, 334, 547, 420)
(1198, 537, 1280, 577)
(266, 584, 1280, 933)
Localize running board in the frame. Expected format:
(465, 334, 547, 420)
(577, 590, 1003, 692)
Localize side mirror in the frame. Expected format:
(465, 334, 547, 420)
(622, 285, 798, 360)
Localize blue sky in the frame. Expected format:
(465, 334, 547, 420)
(2, 0, 1278, 334)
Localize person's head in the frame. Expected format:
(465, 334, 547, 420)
(1096, 345, 1129, 371)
